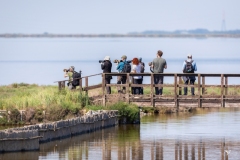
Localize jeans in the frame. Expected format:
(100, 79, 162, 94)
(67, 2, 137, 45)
(154, 75, 163, 95)
(184, 79, 195, 95)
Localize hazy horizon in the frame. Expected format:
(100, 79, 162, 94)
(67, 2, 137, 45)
(1, 1, 240, 34)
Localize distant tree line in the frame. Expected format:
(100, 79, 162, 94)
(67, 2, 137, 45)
(130, 29, 240, 35)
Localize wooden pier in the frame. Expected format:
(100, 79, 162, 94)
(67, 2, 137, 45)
(55, 73, 240, 108)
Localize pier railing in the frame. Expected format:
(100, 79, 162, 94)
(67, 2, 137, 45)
(55, 73, 240, 108)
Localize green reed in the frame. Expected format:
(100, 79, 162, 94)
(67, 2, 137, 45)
(0, 83, 88, 111)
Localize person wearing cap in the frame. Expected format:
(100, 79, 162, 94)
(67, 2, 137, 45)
(101, 56, 112, 94)
(138, 57, 145, 94)
(116, 55, 127, 93)
(64, 66, 74, 89)
(151, 50, 167, 95)
(182, 54, 197, 95)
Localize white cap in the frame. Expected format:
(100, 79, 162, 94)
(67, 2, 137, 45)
(104, 56, 110, 61)
(187, 54, 192, 58)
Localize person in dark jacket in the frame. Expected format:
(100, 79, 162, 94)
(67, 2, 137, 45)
(101, 56, 112, 94)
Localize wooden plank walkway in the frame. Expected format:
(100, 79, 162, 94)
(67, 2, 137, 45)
(55, 73, 240, 108)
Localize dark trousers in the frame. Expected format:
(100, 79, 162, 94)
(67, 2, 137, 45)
(132, 79, 141, 95)
(117, 76, 126, 93)
(184, 79, 195, 95)
(139, 78, 143, 94)
(154, 75, 163, 95)
(105, 78, 111, 94)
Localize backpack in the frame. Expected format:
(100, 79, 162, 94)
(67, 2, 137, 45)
(121, 62, 131, 73)
(72, 71, 81, 86)
(139, 62, 145, 73)
(184, 60, 194, 73)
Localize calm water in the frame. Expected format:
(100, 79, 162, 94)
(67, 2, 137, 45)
(1, 108, 240, 160)
(0, 38, 240, 86)
(1, 38, 240, 159)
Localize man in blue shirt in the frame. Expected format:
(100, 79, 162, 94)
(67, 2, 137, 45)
(116, 55, 127, 93)
(182, 54, 197, 95)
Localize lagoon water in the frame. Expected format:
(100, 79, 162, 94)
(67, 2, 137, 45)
(0, 38, 240, 86)
(1, 108, 240, 160)
(1, 38, 240, 159)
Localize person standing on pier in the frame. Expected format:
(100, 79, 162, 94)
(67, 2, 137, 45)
(138, 57, 145, 94)
(101, 56, 112, 94)
(64, 66, 75, 89)
(116, 55, 130, 93)
(131, 58, 142, 95)
(151, 50, 167, 95)
(182, 54, 197, 95)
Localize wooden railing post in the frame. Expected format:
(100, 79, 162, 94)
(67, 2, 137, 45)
(198, 74, 202, 107)
(151, 73, 155, 107)
(225, 76, 228, 95)
(85, 77, 89, 95)
(58, 81, 62, 91)
(202, 76, 205, 95)
(179, 76, 182, 95)
(174, 74, 178, 108)
(126, 73, 130, 104)
(79, 78, 82, 92)
(102, 73, 106, 106)
(221, 74, 225, 107)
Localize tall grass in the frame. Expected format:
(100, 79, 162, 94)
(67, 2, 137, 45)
(0, 84, 89, 112)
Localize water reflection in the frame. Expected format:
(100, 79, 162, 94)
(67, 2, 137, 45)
(1, 108, 240, 160)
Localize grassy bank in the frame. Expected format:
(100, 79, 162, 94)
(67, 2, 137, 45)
(0, 83, 140, 124)
(1, 82, 239, 125)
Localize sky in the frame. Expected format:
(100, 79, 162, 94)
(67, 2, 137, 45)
(0, 0, 240, 34)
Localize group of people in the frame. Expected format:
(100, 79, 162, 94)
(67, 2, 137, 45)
(100, 50, 197, 96)
(64, 50, 197, 95)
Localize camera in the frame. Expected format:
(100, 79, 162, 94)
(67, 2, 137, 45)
(99, 60, 106, 63)
(148, 62, 153, 66)
(63, 69, 70, 72)
(114, 59, 132, 63)
(113, 59, 122, 63)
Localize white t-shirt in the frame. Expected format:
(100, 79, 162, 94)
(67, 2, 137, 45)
(132, 64, 142, 79)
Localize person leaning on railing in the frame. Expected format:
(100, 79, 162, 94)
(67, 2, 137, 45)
(150, 50, 167, 95)
(101, 56, 112, 94)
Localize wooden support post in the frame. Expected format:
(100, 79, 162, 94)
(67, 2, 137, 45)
(85, 77, 89, 95)
(126, 73, 130, 104)
(58, 82, 62, 91)
(225, 76, 228, 95)
(202, 76, 205, 95)
(179, 76, 182, 95)
(102, 73, 106, 106)
(221, 74, 225, 107)
(79, 78, 82, 92)
(198, 74, 202, 107)
(151, 74, 155, 107)
(174, 74, 178, 109)
(62, 81, 65, 89)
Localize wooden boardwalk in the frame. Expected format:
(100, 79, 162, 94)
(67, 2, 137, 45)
(56, 73, 240, 108)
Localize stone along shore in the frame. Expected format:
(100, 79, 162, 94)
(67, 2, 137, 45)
(0, 110, 118, 152)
